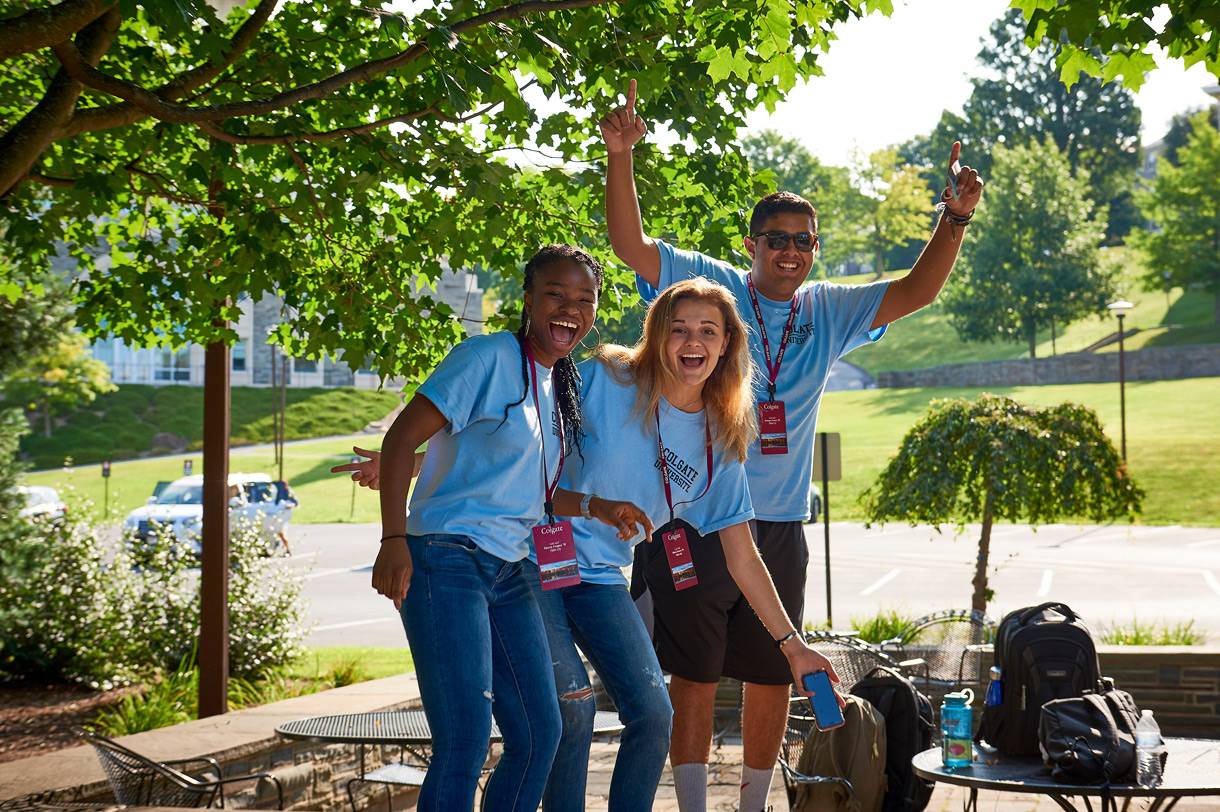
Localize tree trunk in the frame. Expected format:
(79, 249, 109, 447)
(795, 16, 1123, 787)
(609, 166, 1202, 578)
(42, 401, 51, 438)
(1027, 326, 1037, 360)
(1214, 290, 1219, 325)
(1050, 318, 1057, 356)
(199, 340, 230, 718)
(198, 156, 231, 719)
(971, 490, 995, 614)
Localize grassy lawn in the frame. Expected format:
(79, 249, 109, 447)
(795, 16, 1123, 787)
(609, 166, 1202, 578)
(844, 246, 1218, 375)
(289, 647, 413, 681)
(19, 384, 402, 469)
(818, 376, 1220, 526)
(24, 379, 1220, 527)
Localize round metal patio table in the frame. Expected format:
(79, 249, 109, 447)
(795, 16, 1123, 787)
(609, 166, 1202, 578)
(912, 738, 1220, 812)
(277, 709, 625, 811)
(276, 708, 625, 745)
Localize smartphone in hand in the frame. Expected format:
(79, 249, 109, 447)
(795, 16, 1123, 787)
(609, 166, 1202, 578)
(802, 670, 845, 732)
(948, 158, 963, 200)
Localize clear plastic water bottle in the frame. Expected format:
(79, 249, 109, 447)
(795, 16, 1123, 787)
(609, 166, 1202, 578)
(941, 689, 975, 769)
(1135, 709, 1164, 787)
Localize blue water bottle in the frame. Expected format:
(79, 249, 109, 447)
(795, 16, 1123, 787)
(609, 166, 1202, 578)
(941, 689, 975, 769)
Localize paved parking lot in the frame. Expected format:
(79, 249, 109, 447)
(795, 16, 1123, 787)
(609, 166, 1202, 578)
(288, 521, 1220, 647)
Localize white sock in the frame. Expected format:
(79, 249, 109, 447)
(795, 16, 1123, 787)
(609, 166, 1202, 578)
(739, 764, 776, 812)
(673, 762, 709, 812)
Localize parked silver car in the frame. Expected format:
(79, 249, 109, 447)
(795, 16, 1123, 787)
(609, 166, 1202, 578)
(124, 473, 296, 554)
(15, 485, 67, 523)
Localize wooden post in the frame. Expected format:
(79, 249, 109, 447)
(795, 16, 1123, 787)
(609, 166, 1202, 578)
(199, 340, 231, 717)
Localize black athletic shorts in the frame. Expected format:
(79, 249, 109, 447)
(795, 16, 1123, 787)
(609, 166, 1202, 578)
(636, 518, 808, 685)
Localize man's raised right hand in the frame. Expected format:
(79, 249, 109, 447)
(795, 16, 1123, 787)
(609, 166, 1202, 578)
(599, 78, 648, 154)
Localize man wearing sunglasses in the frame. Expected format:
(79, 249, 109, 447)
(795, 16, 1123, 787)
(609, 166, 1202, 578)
(600, 79, 983, 812)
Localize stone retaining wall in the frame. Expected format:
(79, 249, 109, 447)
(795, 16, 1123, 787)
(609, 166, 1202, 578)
(876, 344, 1220, 389)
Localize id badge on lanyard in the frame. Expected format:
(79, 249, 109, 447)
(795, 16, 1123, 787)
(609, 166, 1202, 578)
(525, 344, 579, 590)
(747, 277, 796, 456)
(656, 407, 713, 591)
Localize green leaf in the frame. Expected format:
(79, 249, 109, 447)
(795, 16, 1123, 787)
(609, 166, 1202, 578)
(1057, 46, 1102, 88)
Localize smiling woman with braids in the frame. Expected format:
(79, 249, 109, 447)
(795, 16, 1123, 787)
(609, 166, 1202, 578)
(368, 244, 650, 812)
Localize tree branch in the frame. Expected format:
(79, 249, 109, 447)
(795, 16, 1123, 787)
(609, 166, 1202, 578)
(52, 0, 609, 123)
(195, 106, 438, 144)
(26, 172, 76, 187)
(0, 6, 120, 198)
(0, 0, 114, 61)
(57, 0, 279, 138)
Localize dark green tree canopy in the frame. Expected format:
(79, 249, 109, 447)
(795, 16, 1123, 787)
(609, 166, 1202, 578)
(1161, 105, 1220, 166)
(862, 393, 1142, 610)
(863, 394, 1142, 528)
(964, 10, 1141, 239)
(1, 0, 895, 379)
(942, 139, 1114, 358)
(1134, 111, 1220, 322)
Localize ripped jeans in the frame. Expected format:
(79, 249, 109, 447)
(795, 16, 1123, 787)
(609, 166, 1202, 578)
(401, 535, 561, 812)
(524, 562, 673, 812)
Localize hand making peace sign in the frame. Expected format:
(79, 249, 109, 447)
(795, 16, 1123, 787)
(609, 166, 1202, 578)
(599, 78, 648, 155)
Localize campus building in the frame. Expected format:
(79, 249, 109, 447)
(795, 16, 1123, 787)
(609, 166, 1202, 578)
(88, 269, 483, 389)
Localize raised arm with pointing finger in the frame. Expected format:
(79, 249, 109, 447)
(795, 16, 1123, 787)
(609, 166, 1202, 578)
(600, 78, 662, 286)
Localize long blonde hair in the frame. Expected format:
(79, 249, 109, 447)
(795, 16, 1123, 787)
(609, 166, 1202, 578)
(597, 278, 757, 462)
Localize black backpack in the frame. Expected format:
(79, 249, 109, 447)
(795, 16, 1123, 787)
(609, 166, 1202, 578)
(1039, 689, 1141, 785)
(980, 602, 1102, 756)
(851, 667, 935, 812)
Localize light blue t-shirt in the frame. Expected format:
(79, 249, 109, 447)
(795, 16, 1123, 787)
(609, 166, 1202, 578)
(541, 357, 754, 586)
(638, 241, 890, 521)
(408, 331, 561, 562)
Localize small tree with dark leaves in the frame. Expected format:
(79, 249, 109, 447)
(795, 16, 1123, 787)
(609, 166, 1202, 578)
(861, 394, 1143, 612)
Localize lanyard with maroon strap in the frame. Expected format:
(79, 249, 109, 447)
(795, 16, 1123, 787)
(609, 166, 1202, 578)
(746, 276, 797, 455)
(525, 341, 579, 590)
(655, 405, 714, 591)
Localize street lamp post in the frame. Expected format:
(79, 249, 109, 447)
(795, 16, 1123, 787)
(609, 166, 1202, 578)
(1107, 300, 1134, 461)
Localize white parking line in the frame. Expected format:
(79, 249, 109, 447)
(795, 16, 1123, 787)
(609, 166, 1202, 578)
(1202, 571, 1220, 599)
(860, 569, 902, 597)
(1037, 569, 1054, 598)
(313, 617, 399, 632)
(1187, 539, 1220, 549)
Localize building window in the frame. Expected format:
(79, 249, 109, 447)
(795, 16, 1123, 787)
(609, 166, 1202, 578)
(155, 346, 191, 382)
(293, 357, 317, 374)
(232, 341, 247, 372)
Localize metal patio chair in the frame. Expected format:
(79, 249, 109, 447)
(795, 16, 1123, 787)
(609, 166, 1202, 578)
(880, 609, 996, 699)
(778, 631, 920, 809)
(80, 730, 284, 809)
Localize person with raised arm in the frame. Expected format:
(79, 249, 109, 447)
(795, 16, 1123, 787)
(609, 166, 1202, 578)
(598, 79, 984, 812)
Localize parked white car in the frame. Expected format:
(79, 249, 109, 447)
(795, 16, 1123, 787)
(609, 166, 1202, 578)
(15, 485, 68, 523)
(124, 473, 297, 554)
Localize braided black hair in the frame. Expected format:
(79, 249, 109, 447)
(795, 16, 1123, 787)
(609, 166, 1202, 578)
(502, 244, 604, 457)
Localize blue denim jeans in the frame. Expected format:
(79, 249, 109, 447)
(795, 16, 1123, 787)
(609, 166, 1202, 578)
(400, 535, 562, 812)
(524, 562, 673, 812)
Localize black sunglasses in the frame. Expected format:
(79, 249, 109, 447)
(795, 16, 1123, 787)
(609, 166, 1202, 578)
(750, 230, 818, 252)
